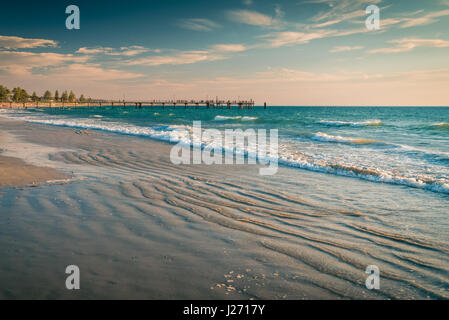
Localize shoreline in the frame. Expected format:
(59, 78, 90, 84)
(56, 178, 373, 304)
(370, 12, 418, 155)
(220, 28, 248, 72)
(0, 127, 69, 187)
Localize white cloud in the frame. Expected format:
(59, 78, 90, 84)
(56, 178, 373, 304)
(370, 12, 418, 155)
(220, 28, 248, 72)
(0, 50, 90, 75)
(126, 50, 225, 66)
(262, 30, 335, 47)
(211, 44, 247, 52)
(76, 47, 111, 55)
(308, 0, 381, 23)
(49, 64, 144, 81)
(330, 46, 364, 53)
(399, 9, 449, 28)
(0, 35, 57, 50)
(123, 43, 248, 67)
(76, 46, 150, 56)
(380, 9, 449, 29)
(0, 50, 142, 81)
(178, 18, 221, 31)
(313, 19, 343, 28)
(227, 10, 277, 27)
(118, 46, 151, 56)
(369, 38, 449, 54)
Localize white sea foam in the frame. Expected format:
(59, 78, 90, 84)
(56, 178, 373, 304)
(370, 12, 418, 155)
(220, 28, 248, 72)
(310, 132, 449, 160)
(311, 132, 379, 145)
(241, 116, 258, 121)
(319, 119, 383, 127)
(214, 115, 258, 121)
(277, 155, 449, 194)
(430, 122, 449, 128)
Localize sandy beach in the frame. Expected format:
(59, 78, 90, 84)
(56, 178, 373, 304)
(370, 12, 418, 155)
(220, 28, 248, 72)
(0, 114, 448, 299)
(0, 130, 69, 188)
(0, 154, 68, 187)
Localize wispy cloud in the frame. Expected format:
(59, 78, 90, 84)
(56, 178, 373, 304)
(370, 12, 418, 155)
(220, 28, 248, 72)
(0, 50, 90, 75)
(330, 46, 364, 53)
(178, 18, 221, 31)
(368, 38, 449, 54)
(381, 9, 449, 28)
(313, 19, 343, 28)
(76, 46, 151, 56)
(262, 30, 335, 47)
(125, 50, 225, 67)
(49, 63, 144, 81)
(227, 9, 279, 27)
(308, 0, 381, 23)
(124, 42, 248, 67)
(400, 9, 449, 28)
(0, 51, 89, 67)
(0, 46, 144, 82)
(211, 44, 247, 52)
(0, 35, 57, 50)
(306, 0, 448, 32)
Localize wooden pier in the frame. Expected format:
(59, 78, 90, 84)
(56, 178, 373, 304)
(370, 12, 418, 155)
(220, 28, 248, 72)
(2, 98, 264, 110)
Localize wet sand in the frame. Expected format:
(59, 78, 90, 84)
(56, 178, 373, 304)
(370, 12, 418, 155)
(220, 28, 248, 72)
(0, 116, 448, 299)
(0, 154, 68, 187)
(0, 127, 69, 187)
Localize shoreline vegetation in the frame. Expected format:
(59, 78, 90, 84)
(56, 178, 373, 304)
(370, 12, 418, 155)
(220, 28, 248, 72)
(0, 84, 96, 108)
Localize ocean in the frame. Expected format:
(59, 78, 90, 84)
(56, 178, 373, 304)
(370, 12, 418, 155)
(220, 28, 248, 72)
(2, 106, 449, 194)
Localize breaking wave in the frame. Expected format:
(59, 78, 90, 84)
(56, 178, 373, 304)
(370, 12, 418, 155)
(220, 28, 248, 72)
(429, 122, 449, 130)
(311, 132, 380, 145)
(214, 115, 258, 121)
(319, 119, 383, 127)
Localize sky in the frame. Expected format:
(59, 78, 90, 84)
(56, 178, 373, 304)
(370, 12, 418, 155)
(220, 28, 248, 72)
(1, 0, 449, 106)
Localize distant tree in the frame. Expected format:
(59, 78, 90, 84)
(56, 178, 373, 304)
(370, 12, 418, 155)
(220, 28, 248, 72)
(68, 90, 76, 102)
(79, 94, 85, 103)
(61, 90, 68, 102)
(43, 90, 52, 101)
(0, 85, 10, 101)
(12, 87, 29, 102)
(55, 90, 60, 101)
(31, 92, 38, 102)
(88, 97, 92, 103)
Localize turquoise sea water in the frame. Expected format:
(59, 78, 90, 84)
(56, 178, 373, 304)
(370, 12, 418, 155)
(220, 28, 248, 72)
(2, 106, 448, 194)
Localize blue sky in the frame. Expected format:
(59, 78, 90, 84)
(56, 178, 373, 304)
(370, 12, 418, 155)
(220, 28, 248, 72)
(1, 0, 449, 105)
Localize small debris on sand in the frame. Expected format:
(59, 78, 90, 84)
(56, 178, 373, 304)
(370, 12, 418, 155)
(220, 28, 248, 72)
(75, 129, 90, 135)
